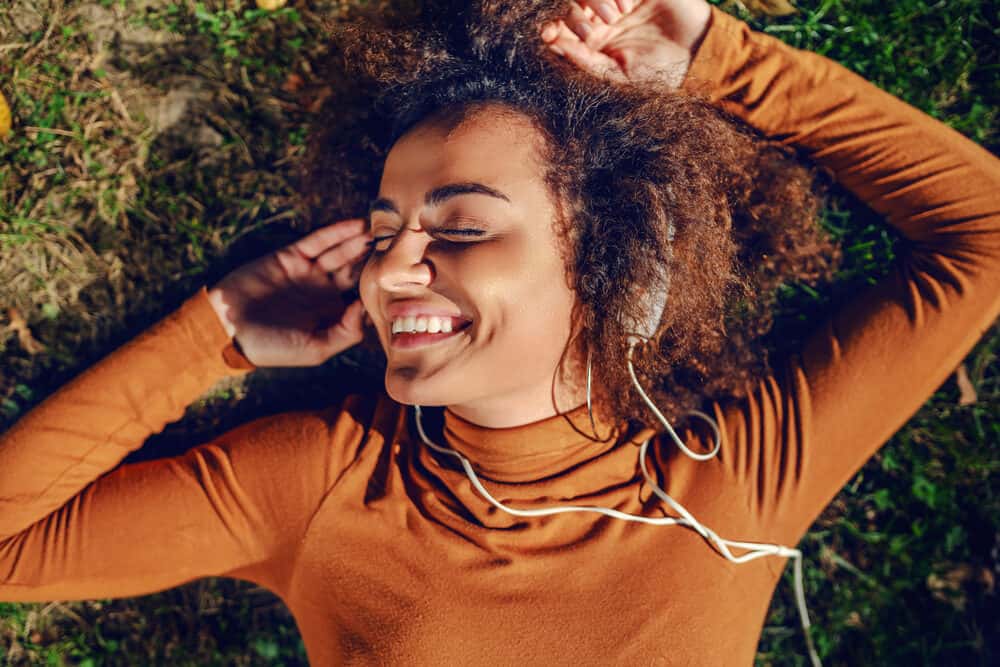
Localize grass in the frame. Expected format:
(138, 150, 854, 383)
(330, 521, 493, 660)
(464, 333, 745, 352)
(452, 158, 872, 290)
(1, 0, 998, 665)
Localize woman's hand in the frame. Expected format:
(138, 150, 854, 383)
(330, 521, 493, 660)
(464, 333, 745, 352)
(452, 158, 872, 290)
(206, 218, 373, 368)
(539, 0, 712, 89)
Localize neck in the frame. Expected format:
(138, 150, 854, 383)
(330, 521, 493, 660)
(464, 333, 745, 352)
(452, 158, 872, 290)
(445, 346, 593, 429)
(444, 383, 585, 429)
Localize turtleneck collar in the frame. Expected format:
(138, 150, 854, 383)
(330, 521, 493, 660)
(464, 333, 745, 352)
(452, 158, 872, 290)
(437, 400, 634, 483)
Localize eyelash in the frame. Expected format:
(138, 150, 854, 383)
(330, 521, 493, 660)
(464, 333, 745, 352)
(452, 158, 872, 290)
(366, 228, 485, 253)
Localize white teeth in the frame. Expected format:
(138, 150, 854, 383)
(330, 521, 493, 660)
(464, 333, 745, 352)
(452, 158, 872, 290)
(391, 315, 463, 334)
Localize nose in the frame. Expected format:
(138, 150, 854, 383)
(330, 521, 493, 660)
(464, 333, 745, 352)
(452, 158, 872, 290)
(373, 225, 435, 292)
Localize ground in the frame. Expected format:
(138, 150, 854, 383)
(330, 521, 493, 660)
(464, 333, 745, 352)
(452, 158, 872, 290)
(0, 1, 997, 665)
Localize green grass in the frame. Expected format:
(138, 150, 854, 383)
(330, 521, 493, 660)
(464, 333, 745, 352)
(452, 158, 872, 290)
(1, 0, 998, 665)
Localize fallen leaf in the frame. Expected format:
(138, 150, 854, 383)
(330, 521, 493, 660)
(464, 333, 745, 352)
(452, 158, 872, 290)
(282, 72, 304, 94)
(305, 85, 333, 114)
(955, 363, 977, 405)
(926, 564, 973, 612)
(0, 89, 11, 138)
(817, 545, 837, 576)
(4, 308, 46, 355)
(977, 566, 994, 594)
(844, 611, 864, 628)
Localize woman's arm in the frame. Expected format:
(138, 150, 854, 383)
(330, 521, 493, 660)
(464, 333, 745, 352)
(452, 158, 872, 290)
(681, 5, 1000, 542)
(0, 288, 338, 600)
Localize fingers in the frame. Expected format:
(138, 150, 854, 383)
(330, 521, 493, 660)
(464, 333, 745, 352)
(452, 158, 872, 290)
(326, 256, 365, 293)
(567, 0, 634, 37)
(565, 1, 601, 42)
(275, 218, 371, 293)
(540, 0, 640, 44)
(543, 16, 589, 51)
(582, 0, 623, 24)
(314, 233, 371, 288)
(291, 218, 369, 260)
(540, 1, 632, 80)
(540, 19, 625, 82)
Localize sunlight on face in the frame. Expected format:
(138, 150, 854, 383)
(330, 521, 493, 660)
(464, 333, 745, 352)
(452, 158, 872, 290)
(358, 105, 582, 427)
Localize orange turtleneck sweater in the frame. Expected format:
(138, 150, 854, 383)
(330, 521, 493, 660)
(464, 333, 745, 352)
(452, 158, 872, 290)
(2, 6, 998, 665)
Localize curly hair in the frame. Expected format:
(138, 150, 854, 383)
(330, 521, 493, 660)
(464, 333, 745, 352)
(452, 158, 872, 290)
(298, 0, 842, 431)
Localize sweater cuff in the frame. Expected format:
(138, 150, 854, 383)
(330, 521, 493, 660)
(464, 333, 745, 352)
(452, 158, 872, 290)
(680, 4, 748, 98)
(679, 4, 804, 138)
(179, 286, 257, 373)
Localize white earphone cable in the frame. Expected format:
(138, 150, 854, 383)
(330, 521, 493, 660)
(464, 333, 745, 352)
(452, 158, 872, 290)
(411, 335, 821, 667)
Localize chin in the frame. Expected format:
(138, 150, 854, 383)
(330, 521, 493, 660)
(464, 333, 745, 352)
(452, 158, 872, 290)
(383, 374, 453, 407)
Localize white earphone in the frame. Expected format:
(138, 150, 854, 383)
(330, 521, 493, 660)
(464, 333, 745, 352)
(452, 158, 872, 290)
(411, 218, 823, 667)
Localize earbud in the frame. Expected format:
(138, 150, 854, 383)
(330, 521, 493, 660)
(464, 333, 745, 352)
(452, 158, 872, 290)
(629, 219, 674, 344)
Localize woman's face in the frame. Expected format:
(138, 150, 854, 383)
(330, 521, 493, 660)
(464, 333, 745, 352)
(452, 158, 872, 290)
(358, 106, 586, 428)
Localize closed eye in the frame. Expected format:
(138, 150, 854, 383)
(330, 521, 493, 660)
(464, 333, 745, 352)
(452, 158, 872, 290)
(441, 229, 486, 237)
(367, 228, 486, 253)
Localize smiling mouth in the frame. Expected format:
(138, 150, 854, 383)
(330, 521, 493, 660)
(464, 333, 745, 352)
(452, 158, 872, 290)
(389, 321, 473, 349)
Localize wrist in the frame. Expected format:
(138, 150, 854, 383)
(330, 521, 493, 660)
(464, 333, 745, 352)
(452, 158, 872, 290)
(685, 1, 713, 60)
(206, 286, 239, 339)
(679, 4, 738, 96)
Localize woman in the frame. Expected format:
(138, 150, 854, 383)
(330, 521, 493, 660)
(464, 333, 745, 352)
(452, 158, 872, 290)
(1, 1, 997, 665)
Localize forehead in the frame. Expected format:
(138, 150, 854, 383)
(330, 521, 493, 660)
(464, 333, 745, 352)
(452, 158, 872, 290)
(380, 107, 546, 191)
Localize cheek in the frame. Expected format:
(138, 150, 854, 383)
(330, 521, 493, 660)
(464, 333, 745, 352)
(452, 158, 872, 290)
(358, 260, 383, 339)
(481, 288, 574, 384)
(473, 249, 574, 348)
(358, 260, 376, 305)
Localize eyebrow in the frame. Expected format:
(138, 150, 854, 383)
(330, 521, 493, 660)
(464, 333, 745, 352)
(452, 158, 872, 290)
(367, 182, 511, 217)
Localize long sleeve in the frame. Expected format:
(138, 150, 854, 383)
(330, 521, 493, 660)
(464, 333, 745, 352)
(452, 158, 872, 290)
(680, 6, 1000, 543)
(0, 287, 341, 601)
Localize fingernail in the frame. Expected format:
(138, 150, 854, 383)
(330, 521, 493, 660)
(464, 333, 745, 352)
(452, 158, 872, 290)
(577, 22, 593, 38)
(541, 23, 557, 41)
(597, 2, 616, 23)
(549, 43, 565, 56)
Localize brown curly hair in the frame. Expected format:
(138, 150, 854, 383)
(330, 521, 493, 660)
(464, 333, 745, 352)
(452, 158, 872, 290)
(298, 0, 842, 431)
